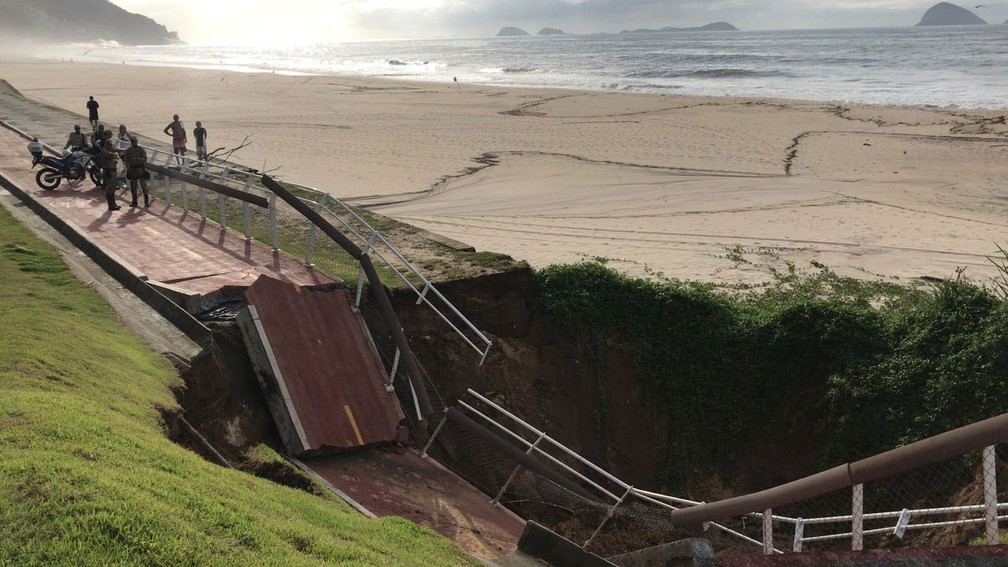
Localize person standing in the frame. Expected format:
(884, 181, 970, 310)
(116, 124, 131, 151)
(89, 125, 108, 190)
(193, 121, 207, 161)
(64, 125, 86, 150)
(123, 136, 150, 208)
(86, 96, 99, 130)
(90, 123, 106, 149)
(100, 138, 122, 211)
(163, 114, 187, 164)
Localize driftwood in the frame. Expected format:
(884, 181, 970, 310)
(203, 135, 281, 175)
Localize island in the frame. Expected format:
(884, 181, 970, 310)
(915, 2, 987, 26)
(538, 28, 564, 36)
(621, 22, 738, 33)
(496, 27, 530, 37)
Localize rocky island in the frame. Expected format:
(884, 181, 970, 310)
(538, 28, 564, 36)
(496, 27, 530, 37)
(915, 2, 987, 26)
(621, 22, 738, 33)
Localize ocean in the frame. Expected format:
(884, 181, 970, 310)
(72, 25, 1008, 109)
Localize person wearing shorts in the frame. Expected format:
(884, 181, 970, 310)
(193, 121, 207, 161)
(163, 114, 187, 164)
(86, 96, 99, 130)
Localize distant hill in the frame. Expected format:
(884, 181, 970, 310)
(0, 0, 180, 45)
(496, 27, 530, 37)
(621, 22, 738, 33)
(538, 28, 564, 36)
(915, 2, 987, 26)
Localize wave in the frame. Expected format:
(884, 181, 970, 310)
(628, 68, 795, 79)
(386, 58, 431, 66)
(68, 39, 122, 49)
(478, 67, 539, 74)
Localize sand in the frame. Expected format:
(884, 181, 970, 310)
(1, 56, 1007, 286)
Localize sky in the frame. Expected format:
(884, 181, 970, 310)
(112, 0, 1008, 44)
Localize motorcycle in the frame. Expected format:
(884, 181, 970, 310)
(28, 139, 102, 190)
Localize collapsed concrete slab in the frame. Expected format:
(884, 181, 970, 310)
(237, 275, 404, 455)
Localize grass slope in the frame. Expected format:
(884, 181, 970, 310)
(0, 204, 477, 566)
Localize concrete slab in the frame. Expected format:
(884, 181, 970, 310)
(302, 447, 526, 561)
(239, 276, 404, 454)
(496, 522, 615, 567)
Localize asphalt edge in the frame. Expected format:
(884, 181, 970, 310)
(0, 119, 213, 349)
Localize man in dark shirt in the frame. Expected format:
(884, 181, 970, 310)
(86, 96, 99, 130)
(193, 121, 208, 161)
(90, 124, 107, 149)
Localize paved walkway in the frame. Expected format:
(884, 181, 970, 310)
(0, 125, 331, 297)
(303, 448, 525, 561)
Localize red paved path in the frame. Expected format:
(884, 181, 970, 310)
(0, 127, 331, 296)
(305, 448, 525, 560)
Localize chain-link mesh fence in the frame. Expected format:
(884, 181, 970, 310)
(423, 391, 1008, 560)
(144, 148, 493, 365)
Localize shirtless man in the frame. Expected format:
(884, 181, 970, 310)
(163, 114, 187, 164)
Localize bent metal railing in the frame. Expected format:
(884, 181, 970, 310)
(143, 147, 491, 364)
(421, 389, 779, 553)
(283, 181, 493, 364)
(423, 391, 1008, 557)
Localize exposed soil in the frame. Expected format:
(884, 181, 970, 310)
(163, 266, 963, 560)
(161, 321, 323, 493)
(165, 266, 831, 558)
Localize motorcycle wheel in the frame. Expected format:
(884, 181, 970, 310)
(88, 166, 101, 187)
(35, 168, 61, 190)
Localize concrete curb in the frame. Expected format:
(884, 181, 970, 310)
(0, 119, 213, 349)
(146, 280, 202, 315)
(512, 522, 616, 567)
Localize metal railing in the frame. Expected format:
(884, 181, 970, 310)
(765, 443, 1003, 553)
(422, 390, 1008, 557)
(421, 389, 775, 553)
(142, 147, 491, 365)
(285, 181, 493, 363)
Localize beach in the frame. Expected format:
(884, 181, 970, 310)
(1, 57, 1007, 285)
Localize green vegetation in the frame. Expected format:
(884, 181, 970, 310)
(533, 261, 1008, 485)
(0, 205, 476, 566)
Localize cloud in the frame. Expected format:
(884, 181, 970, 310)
(343, 0, 928, 35)
(112, 0, 1008, 42)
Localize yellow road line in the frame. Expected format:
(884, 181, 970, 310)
(344, 405, 364, 446)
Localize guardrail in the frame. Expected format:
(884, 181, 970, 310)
(285, 181, 494, 364)
(142, 147, 492, 365)
(423, 390, 1008, 557)
(421, 389, 774, 553)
